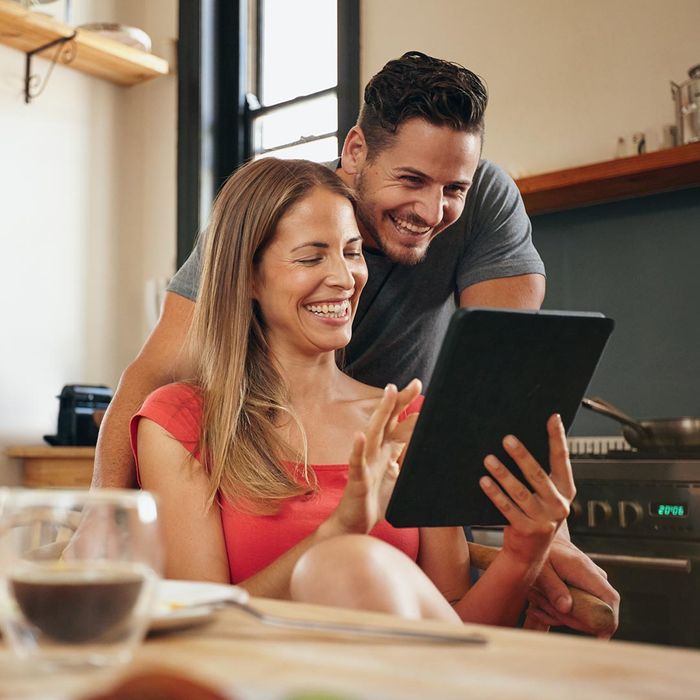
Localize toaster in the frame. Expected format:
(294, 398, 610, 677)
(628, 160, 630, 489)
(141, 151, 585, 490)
(43, 384, 113, 447)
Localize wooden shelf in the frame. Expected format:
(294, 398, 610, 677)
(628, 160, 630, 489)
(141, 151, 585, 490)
(516, 142, 700, 216)
(0, 0, 169, 87)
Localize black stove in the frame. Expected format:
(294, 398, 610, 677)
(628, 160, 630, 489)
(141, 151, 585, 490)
(567, 437, 700, 647)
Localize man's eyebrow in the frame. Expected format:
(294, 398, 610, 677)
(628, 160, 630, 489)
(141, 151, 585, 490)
(394, 167, 471, 187)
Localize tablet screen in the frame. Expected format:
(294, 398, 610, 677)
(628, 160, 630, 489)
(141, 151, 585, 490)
(385, 308, 614, 527)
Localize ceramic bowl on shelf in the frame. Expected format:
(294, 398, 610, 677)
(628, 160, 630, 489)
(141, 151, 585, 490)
(78, 23, 152, 53)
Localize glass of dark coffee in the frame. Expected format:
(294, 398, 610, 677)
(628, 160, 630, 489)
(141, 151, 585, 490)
(0, 488, 162, 668)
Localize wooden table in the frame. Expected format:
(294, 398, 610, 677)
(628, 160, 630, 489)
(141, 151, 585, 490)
(2, 596, 700, 699)
(5, 446, 94, 487)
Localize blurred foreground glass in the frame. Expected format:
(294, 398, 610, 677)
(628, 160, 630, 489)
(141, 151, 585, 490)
(0, 488, 162, 668)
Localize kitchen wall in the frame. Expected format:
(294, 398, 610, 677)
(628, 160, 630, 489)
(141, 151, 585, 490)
(533, 188, 700, 435)
(0, 0, 177, 483)
(362, 0, 700, 176)
(362, 0, 700, 433)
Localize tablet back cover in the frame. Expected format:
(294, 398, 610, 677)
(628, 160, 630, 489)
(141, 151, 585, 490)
(385, 308, 614, 527)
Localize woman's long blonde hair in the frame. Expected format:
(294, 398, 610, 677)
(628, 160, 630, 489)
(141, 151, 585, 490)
(192, 158, 356, 511)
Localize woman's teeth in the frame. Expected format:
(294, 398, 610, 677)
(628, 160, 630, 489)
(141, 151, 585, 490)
(305, 300, 350, 318)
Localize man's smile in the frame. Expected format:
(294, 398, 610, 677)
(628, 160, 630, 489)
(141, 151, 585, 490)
(388, 213, 433, 236)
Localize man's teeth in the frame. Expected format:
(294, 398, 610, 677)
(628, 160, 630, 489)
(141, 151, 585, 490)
(390, 215, 431, 235)
(305, 301, 350, 318)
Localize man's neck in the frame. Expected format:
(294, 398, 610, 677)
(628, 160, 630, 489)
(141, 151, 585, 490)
(335, 163, 354, 189)
(334, 164, 382, 252)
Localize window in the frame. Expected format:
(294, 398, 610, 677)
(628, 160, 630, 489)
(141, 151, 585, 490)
(176, 1, 358, 264)
(247, 0, 358, 163)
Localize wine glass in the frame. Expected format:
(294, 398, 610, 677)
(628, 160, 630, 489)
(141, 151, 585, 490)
(0, 488, 162, 668)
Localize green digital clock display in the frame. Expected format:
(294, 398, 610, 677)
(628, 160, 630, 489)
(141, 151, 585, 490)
(651, 502, 688, 518)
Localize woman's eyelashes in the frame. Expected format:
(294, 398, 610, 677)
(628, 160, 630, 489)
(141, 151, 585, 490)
(294, 249, 362, 266)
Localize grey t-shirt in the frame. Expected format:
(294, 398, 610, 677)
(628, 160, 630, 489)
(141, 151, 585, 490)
(168, 159, 544, 388)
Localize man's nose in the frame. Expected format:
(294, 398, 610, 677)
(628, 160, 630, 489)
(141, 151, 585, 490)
(415, 188, 446, 228)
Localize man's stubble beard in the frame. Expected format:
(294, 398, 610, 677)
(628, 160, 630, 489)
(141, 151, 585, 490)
(355, 171, 427, 267)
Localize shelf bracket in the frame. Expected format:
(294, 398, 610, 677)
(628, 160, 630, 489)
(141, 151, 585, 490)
(25, 31, 78, 104)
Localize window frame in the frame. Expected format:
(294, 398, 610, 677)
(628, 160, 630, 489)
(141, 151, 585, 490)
(176, 0, 360, 266)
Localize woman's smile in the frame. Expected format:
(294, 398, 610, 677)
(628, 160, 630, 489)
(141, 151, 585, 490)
(303, 299, 352, 320)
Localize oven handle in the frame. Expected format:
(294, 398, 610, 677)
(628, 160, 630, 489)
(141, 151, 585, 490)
(586, 552, 691, 573)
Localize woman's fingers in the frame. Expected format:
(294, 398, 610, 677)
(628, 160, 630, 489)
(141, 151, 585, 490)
(483, 454, 546, 521)
(364, 379, 421, 456)
(394, 378, 422, 414)
(364, 384, 398, 450)
(383, 378, 422, 435)
(479, 474, 531, 529)
(501, 435, 561, 504)
(388, 413, 418, 464)
(347, 431, 367, 482)
(500, 432, 572, 520)
(546, 414, 576, 501)
(389, 412, 418, 447)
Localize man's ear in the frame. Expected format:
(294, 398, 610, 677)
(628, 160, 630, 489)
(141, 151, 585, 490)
(340, 126, 368, 176)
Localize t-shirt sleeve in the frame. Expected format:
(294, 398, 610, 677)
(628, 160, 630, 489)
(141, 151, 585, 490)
(398, 394, 425, 421)
(456, 160, 545, 292)
(166, 235, 203, 301)
(130, 383, 204, 484)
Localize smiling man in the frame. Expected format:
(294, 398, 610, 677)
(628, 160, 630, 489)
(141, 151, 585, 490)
(94, 51, 619, 636)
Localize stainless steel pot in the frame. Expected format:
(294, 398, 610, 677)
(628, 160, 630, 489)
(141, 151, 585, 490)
(581, 397, 700, 451)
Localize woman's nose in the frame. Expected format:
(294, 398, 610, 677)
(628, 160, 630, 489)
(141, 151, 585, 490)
(327, 257, 355, 288)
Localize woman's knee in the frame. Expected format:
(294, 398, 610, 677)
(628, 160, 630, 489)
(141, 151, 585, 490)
(290, 534, 424, 617)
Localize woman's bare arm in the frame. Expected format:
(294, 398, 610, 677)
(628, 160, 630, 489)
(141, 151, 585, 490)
(137, 418, 230, 582)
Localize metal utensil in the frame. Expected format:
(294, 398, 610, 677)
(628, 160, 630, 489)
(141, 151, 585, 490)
(216, 598, 487, 645)
(581, 397, 700, 451)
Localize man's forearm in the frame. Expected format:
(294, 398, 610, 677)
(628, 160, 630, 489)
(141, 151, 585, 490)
(92, 366, 163, 488)
(92, 291, 196, 490)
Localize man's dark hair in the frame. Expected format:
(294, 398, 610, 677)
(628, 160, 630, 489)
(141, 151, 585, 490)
(358, 51, 488, 158)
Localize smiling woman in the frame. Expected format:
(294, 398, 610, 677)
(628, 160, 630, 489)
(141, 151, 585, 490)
(129, 156, 578, 633)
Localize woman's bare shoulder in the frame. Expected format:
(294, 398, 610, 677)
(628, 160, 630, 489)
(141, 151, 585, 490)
(339, 374, 385, 403)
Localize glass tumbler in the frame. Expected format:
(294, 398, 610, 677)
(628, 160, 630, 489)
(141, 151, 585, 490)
(0, 488, 162, 668)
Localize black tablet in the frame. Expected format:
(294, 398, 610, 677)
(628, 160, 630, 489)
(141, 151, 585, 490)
(385, 308, 614, 527)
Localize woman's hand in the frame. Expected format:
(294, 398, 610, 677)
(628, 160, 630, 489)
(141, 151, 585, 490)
(479, 414, 576, 576)
(324, 379, 421, 536)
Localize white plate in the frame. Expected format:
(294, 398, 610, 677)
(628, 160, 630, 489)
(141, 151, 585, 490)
(78, 23, 152, 53)
(150, 579, 249, 633)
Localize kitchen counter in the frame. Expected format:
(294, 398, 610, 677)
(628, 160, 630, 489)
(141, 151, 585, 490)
(2, 596, 699, 699)
(5, 446, 94, 487)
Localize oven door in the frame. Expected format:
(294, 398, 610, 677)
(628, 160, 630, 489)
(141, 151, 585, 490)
(572, 534, 700, 648)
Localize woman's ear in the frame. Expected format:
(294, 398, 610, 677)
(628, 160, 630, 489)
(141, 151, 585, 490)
(339, 126, 368, 177)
